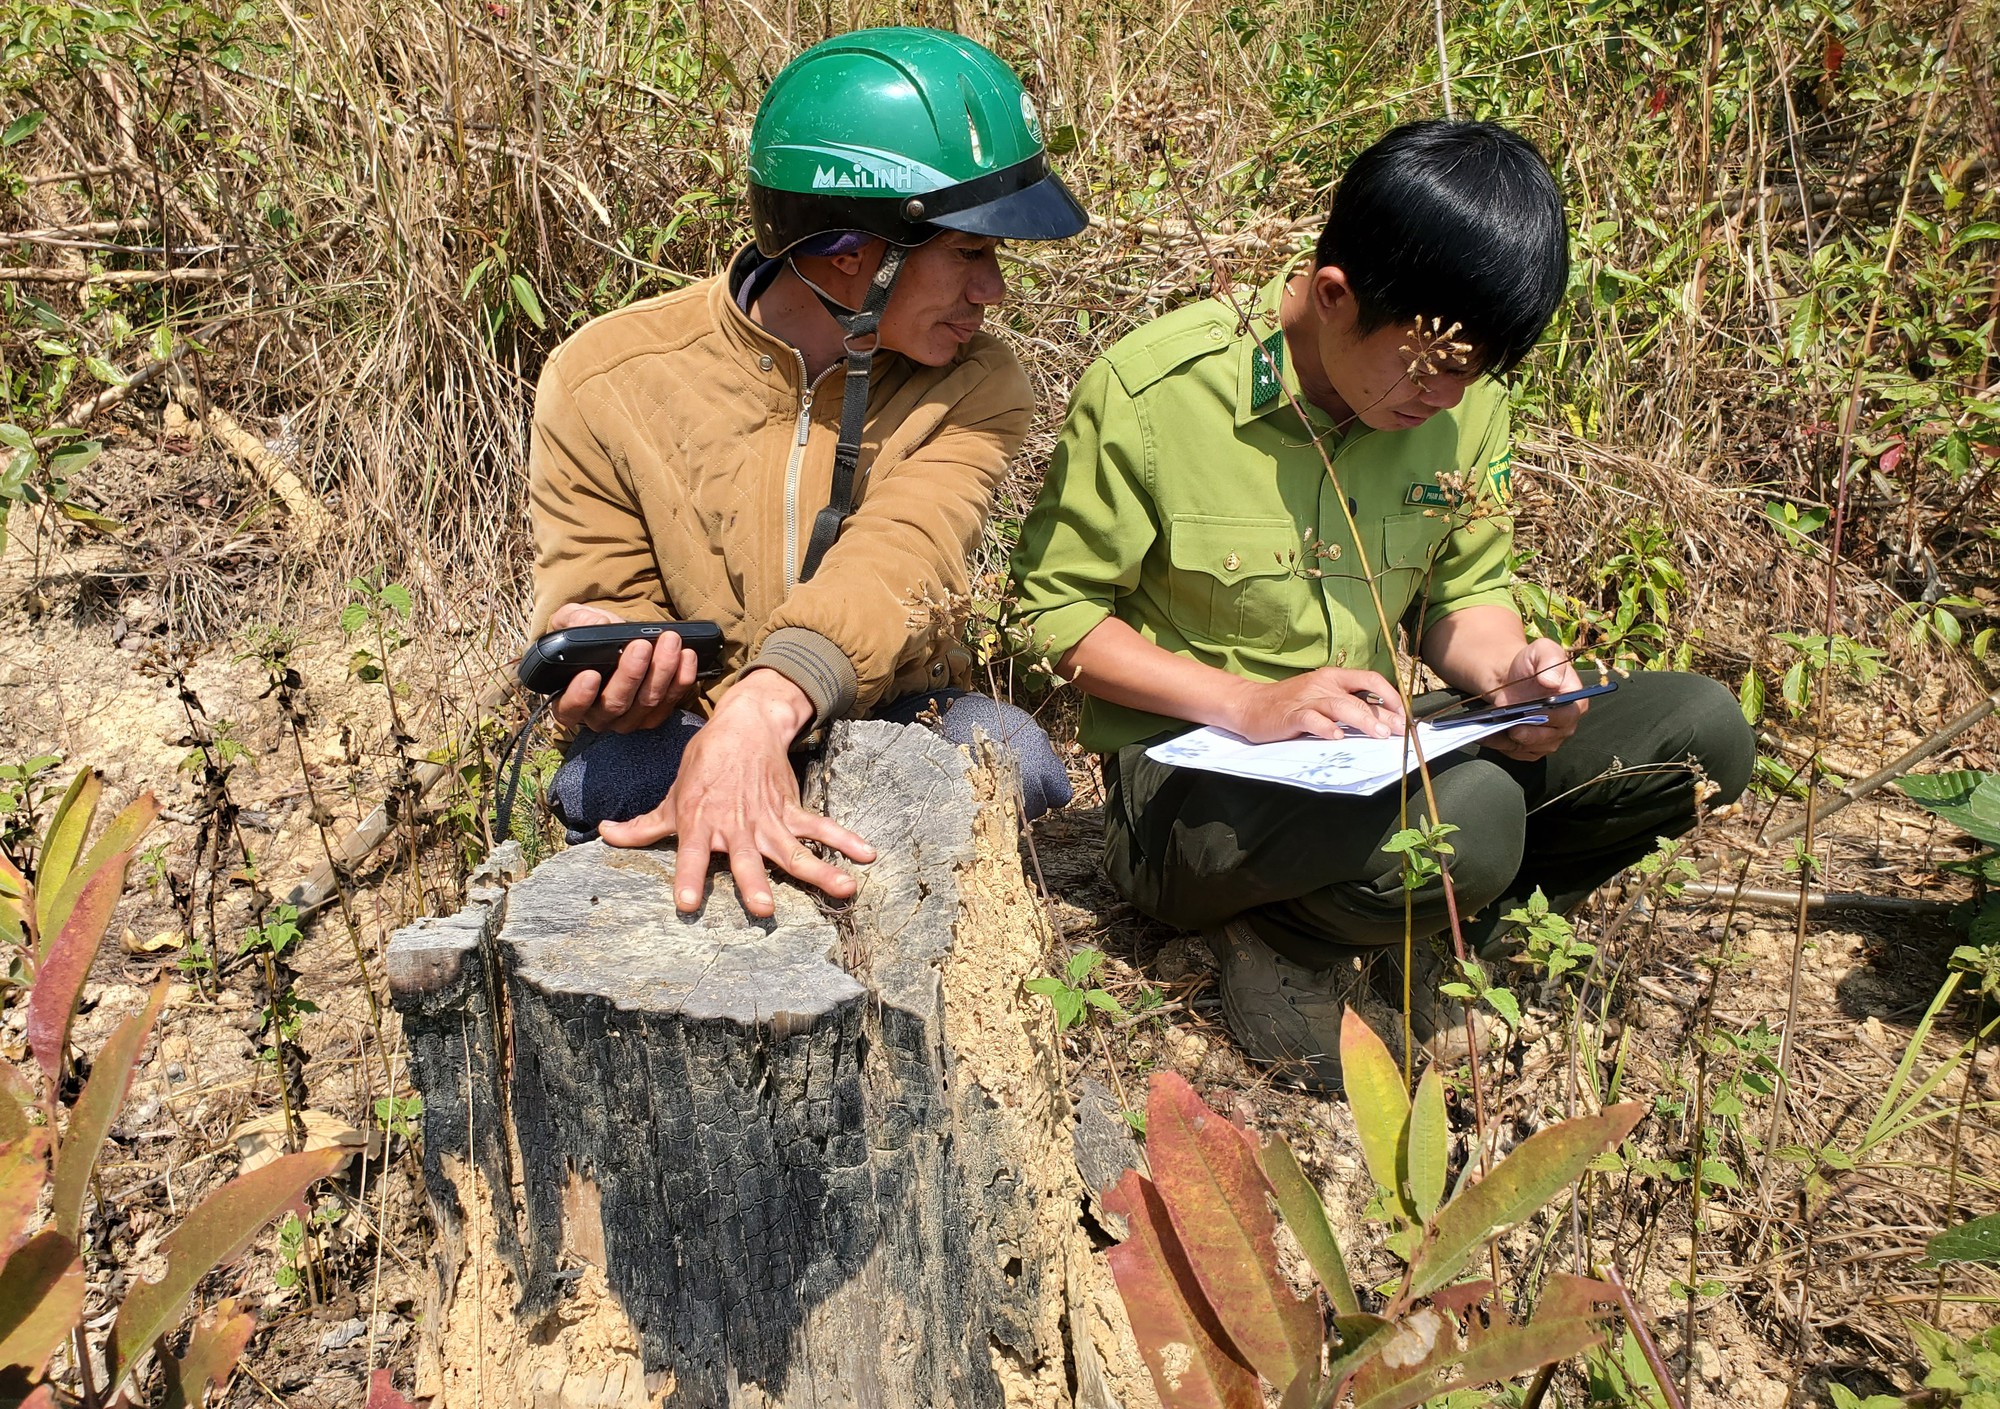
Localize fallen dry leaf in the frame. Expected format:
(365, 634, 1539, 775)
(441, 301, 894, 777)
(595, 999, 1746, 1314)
(233, 1110, 380, 1174)
(121, 927, 184, 955)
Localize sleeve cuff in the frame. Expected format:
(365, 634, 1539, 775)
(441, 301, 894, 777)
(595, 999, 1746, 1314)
(1423, 589, 1520, 632)
(744, 627, 859, 727)
(1016, 600, 1113, 677)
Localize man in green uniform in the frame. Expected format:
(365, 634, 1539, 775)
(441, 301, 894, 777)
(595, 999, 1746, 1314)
(1009, 120, 1752, 1087)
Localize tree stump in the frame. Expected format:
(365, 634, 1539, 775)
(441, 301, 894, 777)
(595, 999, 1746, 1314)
(388, 721, 1150, 1409)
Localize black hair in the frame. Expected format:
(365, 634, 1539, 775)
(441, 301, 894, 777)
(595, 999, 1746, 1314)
(1313, 119, 1568, 375)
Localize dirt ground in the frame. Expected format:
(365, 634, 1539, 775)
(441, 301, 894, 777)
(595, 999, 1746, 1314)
(4, 429, 2000, 1407)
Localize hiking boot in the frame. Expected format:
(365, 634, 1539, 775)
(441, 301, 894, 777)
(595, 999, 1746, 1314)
(1392, 938, 1505, 1063)
(1208, 919, 1405, 1093)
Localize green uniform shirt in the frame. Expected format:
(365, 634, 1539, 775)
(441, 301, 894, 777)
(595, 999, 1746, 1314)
(1010, 269, 1520, 754)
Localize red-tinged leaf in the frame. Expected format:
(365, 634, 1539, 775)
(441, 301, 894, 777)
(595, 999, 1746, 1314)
(161, 1298, 257, 1409)
(1146, 1072, 1320, 1388)
(1879, 440, 1905, 476)
(1, 1130, 52, 1257)
(40, 792, 157, 953)
(1340, 1008, 1412, 1221)
(0, 1230, 84, 1376)
(367, 1368, 422, 1409)
(1103, 1168, 1261, 1409)
(1352, 1318, 1605, 1409)
(1431, 1279, 1496, 1319)
(21, 1385, 57, 1409)
(1409, 1103, 1643, 1298)
(54, 979, 167, 1241)
(1318, 1314, 1398, 1407)
(1280, 1365, 1318, 1409)
(1825, 37, 1845, 72)
(106, 1146, 350, 1396)
(25, 849, 133, 1083)
(33, 770, 101, 951)
(1536, 1272, 1617, 1319)
(1256, 1129, 1360, 1316)
(1350, 1275, 1615, 1409)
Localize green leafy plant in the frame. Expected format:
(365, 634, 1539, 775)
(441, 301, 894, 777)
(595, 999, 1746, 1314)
(0, 755, 63, 863)
(1828, 1322, 2000, 1409)
(1642, 1021, 1778, 1209)
(1026, 947, 1129, 1031)
(374, 1093, 424, 1144)
(1763, 631, 1886, 720)
(1383, 819, 1458, 893)
(1924, 1210, 2000, 1268)
(0, 416, 117, 561)
(1101, 1008, 1644, 1407)
(240, 904, 317, 1056)
(1892, 595, 1993, 659)
(176, 719, 249, 775)
(339, 569, 414, 688)
(1509, 520, 1686, 673)
(1511, 889, 1597, 988)
(1438, 952, 1521, 1031)
(1582, 1330, 1673, 1409)
(1591, 519, 1685, 667)
(273, 1202, 344, 1294)
(1763, 499, 1830, 553)
(0, 768, 349, 1405)
(1896, 771, 2000, 937)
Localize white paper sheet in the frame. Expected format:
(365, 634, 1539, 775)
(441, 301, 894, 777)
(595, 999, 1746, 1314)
(1143, 714, 1546, 795)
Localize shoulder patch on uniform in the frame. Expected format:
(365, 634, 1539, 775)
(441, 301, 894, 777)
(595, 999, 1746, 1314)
(1249, 327, 1285, 410)
(1104, 307, 1235, 395)
(1486, 447, 1514, 500)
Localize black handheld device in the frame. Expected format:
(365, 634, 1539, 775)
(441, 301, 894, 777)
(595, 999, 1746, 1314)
(1421, 680, 1619, 729)
(516, 621, 727, 695)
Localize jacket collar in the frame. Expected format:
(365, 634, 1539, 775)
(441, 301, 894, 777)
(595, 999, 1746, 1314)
(711, 242, 934, 389)
(709, 244, 817, 382)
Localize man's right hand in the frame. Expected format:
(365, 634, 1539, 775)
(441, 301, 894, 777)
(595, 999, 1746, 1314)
(1058, 619, 1408, 745)
(1222, 667, 1407, 743)
(546, 602, 700, 734)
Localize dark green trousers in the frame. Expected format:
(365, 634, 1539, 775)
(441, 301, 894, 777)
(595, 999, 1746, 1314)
(1101, 671, 1754, 967)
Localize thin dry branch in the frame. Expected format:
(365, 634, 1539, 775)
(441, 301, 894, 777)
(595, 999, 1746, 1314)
(167, 368, 334, 548)
(0, 266, 240, 285)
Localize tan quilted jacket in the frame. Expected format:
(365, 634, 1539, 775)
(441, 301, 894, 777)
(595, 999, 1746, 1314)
(528, 247, 1033, 724)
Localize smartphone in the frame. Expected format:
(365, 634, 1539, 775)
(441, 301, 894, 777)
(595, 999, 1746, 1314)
(516, 621, 727, 695)
(1422, 680, 1619, 729)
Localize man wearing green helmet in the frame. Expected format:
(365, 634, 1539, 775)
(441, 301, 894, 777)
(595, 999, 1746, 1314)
(527, 28, 1086, 919)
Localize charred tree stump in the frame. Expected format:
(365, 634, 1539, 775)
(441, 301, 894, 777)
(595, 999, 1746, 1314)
(388, 720, 1148, 1409)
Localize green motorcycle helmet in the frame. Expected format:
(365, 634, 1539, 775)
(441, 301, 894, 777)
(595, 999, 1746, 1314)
(747, 27, 1087, 255)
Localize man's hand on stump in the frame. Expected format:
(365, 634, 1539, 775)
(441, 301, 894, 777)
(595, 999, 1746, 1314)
(597, 668, 877, 917)
(546, 602, 699, 734)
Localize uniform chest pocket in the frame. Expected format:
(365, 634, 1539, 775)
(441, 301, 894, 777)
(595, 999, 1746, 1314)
(1165, 515, 1303, 651)
(1376, 511, 1452, 631)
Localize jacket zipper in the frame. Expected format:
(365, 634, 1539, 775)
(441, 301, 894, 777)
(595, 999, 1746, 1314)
(782, 350, 839, 596)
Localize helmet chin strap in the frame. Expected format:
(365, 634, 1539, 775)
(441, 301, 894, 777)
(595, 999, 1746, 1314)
(792, 242, 908, 584)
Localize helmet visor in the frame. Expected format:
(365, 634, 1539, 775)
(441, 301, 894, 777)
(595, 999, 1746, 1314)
(932, 168, 1088, 240)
